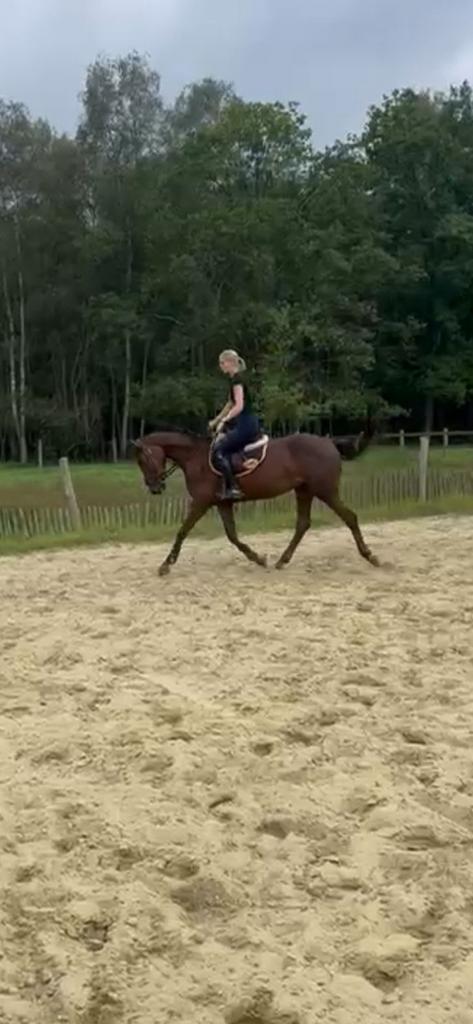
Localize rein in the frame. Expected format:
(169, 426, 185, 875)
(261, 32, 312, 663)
(140, 442, 179, 482)
(162, 461, 178, 482)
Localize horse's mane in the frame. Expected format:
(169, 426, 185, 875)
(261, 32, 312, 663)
(144, 421, 208, 441)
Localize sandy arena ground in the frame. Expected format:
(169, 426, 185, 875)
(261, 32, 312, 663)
(1, 516, 473, 1024)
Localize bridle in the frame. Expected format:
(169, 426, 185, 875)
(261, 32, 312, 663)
(139, 443, 178, 486)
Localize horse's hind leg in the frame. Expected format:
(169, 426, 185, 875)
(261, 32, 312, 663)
(324, 491, 379, 566)
(218, 504, 267, 567)
(275, 488, 312, 569)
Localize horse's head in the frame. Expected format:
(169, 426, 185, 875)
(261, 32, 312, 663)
(131, 440, 166, 495)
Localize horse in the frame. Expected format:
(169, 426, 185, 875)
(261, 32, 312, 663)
(131, 424, 379, 576)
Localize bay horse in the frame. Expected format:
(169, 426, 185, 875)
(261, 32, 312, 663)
(132, 425, 379, 576)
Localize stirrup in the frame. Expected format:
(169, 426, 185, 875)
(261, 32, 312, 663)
(219, 483, 243, 501)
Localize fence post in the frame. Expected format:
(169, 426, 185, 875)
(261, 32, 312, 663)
(399, 429, 405, 448)
(59, 457, 81, 530)
(443, 427, 449, 449)
(419, 435, 430, 502)
(38, 438, 43, 468)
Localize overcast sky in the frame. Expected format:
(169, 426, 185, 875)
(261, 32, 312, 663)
(2, 0, 473, 146)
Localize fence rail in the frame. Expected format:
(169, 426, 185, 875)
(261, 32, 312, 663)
(1, 467, 473, 540)
(384, 429, 473, 447)
(13, 427, 473, 467)
(303, 427, 473, 446)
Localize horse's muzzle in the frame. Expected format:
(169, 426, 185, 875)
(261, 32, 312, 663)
(149, 480, 165, 495)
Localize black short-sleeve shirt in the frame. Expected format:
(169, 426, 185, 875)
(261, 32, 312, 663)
(229, 374, 252, 414)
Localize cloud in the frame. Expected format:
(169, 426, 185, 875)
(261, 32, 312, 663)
(445, 41, 473, 85)
(1, 0, 473, 144)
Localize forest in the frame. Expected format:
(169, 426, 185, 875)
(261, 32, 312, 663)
(1, 52, 473, 462)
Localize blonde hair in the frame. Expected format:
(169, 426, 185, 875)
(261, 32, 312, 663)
(219, 349, 246, 372)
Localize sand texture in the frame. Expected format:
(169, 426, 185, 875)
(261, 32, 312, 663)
(1, 516, 473, 1023)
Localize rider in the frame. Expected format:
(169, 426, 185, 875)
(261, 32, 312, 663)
(209, 349, 261, 500)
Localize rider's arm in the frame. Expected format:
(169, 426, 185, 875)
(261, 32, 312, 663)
(209, 401, 232, 430)
(223, 384, 244, 423)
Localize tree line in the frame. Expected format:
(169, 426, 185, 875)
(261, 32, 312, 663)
(1, 52, 473, 463)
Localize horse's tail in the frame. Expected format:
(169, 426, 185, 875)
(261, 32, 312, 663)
(333, 418, 374, 461)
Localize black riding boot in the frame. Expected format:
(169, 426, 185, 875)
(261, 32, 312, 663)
(212, 449, 243, 500)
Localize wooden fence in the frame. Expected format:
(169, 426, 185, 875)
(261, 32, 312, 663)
(300, 427, 473, 447)
(385, 429, 473, 447)
(25, 429, 473, 465)
(1, 467, 473, 540)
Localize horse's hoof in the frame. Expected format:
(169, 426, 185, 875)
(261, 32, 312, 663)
(258, 556, 268, 568)
(158, 563, 171, 577)
(368, 554, 380, 567)
(275, 560, 286, 571)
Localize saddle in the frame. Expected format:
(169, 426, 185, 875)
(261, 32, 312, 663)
(210, 434, 269, 477)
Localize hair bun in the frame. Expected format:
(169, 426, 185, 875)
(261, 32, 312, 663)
(219, 349, 246, 371)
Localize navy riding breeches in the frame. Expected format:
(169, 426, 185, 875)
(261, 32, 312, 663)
(214, 414, 260, 457)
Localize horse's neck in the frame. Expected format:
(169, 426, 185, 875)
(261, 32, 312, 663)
(154, 433, 207, 474)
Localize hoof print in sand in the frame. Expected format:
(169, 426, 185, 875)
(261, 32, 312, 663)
(251, 741, 275, 756)
(162, 853, 199, 880)
(348, 933, 422, 990)
(172, 876, 233, 917)
(82, 919, 110, 952)
(258, 818, 295, 840)
(225, 988, 301, 1024)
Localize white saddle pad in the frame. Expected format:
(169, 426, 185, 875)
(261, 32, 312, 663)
(243, 434, 269, 454)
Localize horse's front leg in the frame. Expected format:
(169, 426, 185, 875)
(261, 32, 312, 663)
(159, 501, 209, 576)
(218, 504, 267, 567)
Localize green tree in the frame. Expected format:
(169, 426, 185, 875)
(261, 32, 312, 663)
(165, 78, 236, 143)
(0, 101, 53, 461)
(77, 52, 163, 455)
(3, 55, 473, 462)
(364, 86, 473, 429)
